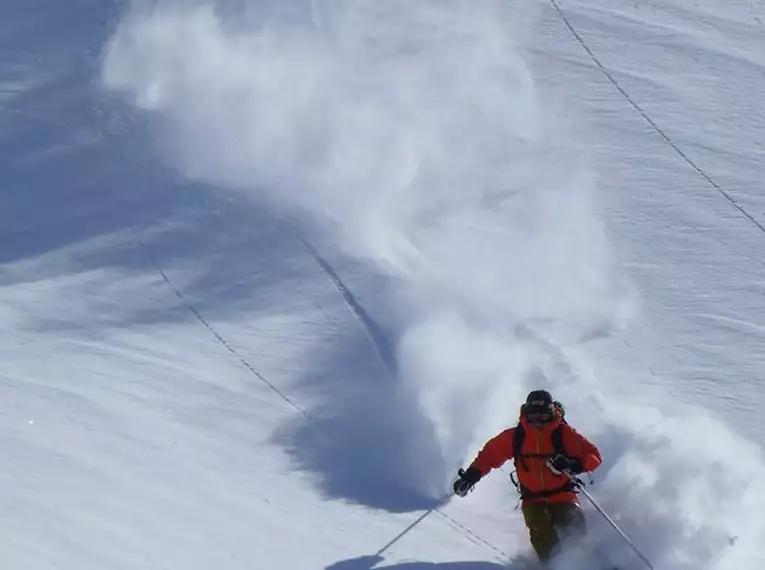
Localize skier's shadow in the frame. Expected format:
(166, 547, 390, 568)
(326, 555, 516, 569)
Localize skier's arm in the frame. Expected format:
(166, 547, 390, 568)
(469, 428, 515, 476)
(561, 425, 602, 473)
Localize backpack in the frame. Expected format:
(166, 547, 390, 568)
(511, 400, 575, 499)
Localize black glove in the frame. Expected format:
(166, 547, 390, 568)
(453, 466, 482, 497)
(548, 454, 584, 475)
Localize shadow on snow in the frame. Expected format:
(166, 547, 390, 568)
(326, 555, 508, 570)
(273, 329, 450, 513)
(3, 0, 452, 517)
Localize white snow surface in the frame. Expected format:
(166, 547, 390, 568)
(2, 0, 765, 568)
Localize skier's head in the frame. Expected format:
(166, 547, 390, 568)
(523, 389, 554, 428)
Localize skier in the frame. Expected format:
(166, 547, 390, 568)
(452, 389, 602, 563)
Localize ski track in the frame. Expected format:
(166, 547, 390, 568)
(549, 0, 765, 239)
(122, 214, 514, 561)
(103, 4, 674, 566)
(300, 237, 398, 375)
(299, 234, 591, 566)
(5, 0, 765, 567)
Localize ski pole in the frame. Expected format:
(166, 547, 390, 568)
(568, 474, 655, 570)
(374, 492, 454, 557)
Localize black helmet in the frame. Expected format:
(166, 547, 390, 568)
(525, 389, 553, 409)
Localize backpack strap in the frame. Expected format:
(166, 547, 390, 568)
(512, 423, 526, 471)
(512, 424, 576, 499)
(510, 423, 577, 499)
(550, 424, 566, 457)
(514, 424, 566, 469)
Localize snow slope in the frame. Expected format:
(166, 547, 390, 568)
(2, 0, 765, 568)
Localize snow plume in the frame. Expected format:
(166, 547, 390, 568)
(99, 1, 765, 567)
(560, 393, 765, 570)
(101, 0, 623, 512)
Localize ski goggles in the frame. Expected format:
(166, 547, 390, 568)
(526, 412, 553, 424)
(525, 402, 553, 424)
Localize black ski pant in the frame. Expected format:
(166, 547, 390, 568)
(521, 500, 585, 562)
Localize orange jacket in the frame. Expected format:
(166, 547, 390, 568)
(469, 410, 602, 503)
